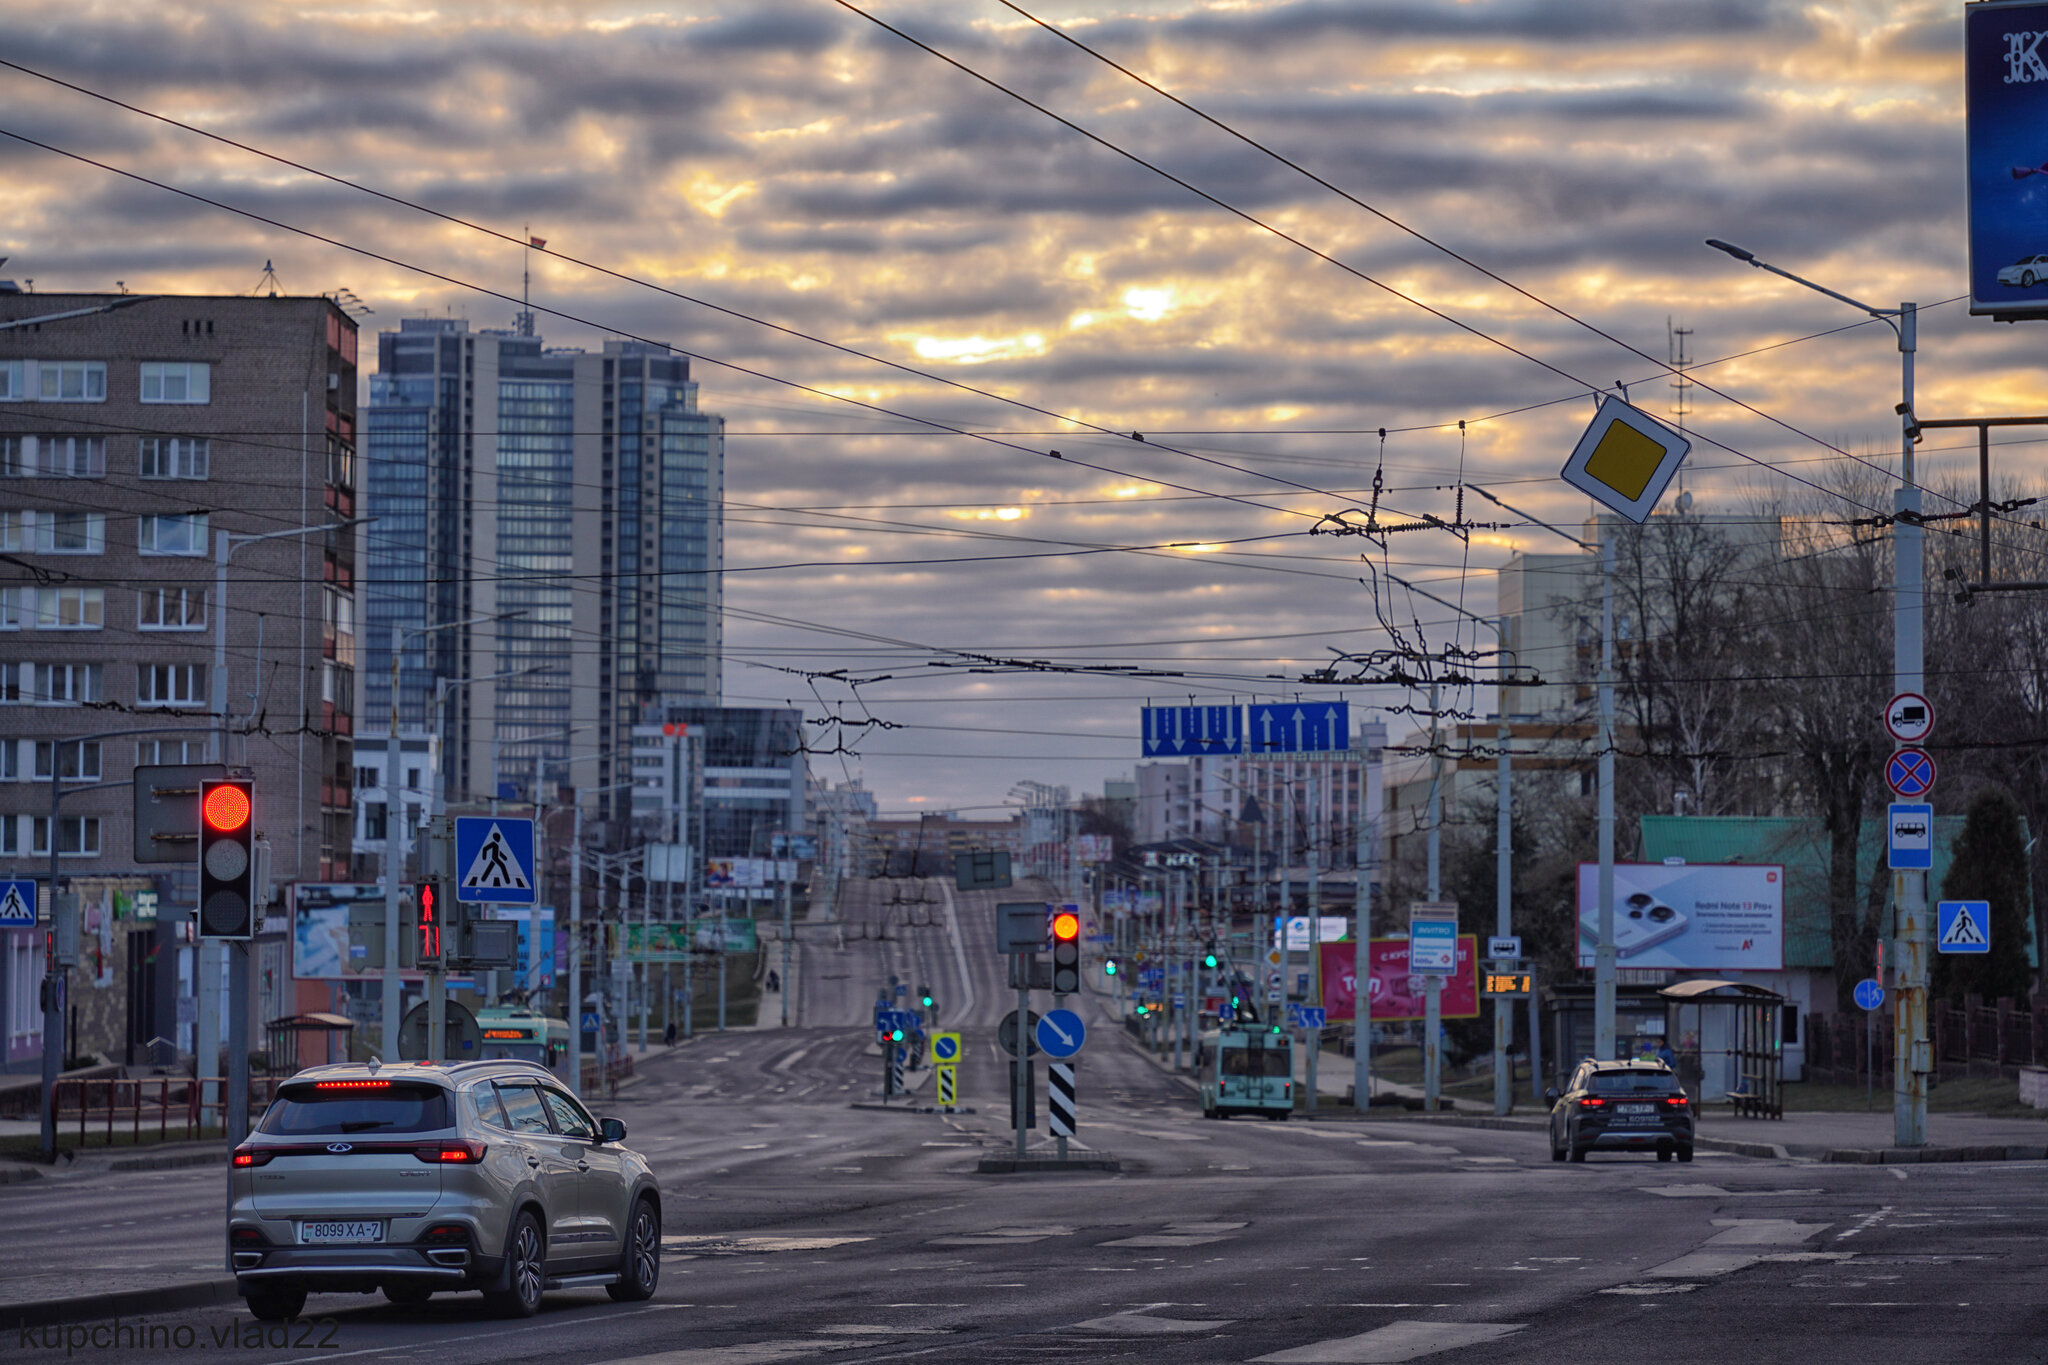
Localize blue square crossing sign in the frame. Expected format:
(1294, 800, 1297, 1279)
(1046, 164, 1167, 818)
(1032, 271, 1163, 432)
(455, 817, 536, 905)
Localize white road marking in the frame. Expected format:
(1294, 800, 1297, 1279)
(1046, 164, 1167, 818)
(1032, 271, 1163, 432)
(593, 1341, 870, 1364)
(1834, 1207, 1891, 1241)
(1254, 1320, 1525, 1362)
(1102, 1234, 1233, 1247)
(1646, 1218, 1833, 1278)
(1640, 1185, 1823, 1198)
(1890, 1168, 1909, 1181)
(1067, 1311, 1234, 1334)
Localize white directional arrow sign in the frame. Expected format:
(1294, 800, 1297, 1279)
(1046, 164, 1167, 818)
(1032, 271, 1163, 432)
(1248, 701, 1349, 753)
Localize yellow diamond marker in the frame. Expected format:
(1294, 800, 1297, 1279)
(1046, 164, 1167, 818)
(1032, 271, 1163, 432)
(1581, 419, 1665, 502)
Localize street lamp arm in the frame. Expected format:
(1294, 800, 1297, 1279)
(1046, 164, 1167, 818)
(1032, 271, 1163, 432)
(1703, 238, 1900, 330)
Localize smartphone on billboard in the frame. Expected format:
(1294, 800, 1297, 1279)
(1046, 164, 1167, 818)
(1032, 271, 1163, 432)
(1579, 889, 1690, 957)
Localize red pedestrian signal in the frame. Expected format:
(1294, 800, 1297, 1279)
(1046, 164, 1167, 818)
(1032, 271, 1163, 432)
(418, 882, 441, 967)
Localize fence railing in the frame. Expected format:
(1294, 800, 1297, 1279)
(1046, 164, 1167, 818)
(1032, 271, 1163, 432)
(1807, 996, 2048, 1084)
(51, 1075, 280, 1146)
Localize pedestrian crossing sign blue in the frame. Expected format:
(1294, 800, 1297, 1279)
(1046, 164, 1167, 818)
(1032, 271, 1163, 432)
(0, 879, 35, 927)
(1937, 900, 1990, 954)
(455, 817, 536, 905)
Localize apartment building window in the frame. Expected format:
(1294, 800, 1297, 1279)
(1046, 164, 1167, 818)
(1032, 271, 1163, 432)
(139, 436, 210, 479)
(1, 510, 105, 552)
(0, 743, 17, 780)
(37, 361, 106, 402)
(138, 586, 205, 629)
(31, 816, 101, 857)
(0, 360, 22, 401)
(137, 662, 206, 707)
(0, 436, 106, 478)
(33, 740, 101, 781)
(139, 361, 210, 404)
(0, 586, 104, 630)
(139, 738, 207, 765)
(139, 512, 209, 556)
(33, 663, 101, 704)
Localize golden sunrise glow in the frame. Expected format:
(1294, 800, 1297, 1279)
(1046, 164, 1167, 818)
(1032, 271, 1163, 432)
(907, 333, 1047, 364)
(1122, 287, 1177, 322)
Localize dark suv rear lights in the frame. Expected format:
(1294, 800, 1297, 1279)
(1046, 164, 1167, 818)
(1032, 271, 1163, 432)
(413, 1141, 487, 1165)
(231, 1146, 274, 1168)
(230, 1227, 269, 1247)
(422, 1224, 469, 1246)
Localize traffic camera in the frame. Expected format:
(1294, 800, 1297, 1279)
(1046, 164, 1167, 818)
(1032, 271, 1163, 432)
(1050, 909, 1081, 993)
(197, 779, 255, 938)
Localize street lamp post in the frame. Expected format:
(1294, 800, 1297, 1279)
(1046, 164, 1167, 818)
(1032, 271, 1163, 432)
(563, 783, 638, 1099)
(1392, 573, 1521, 1115)
(209, 519, 358, 1145)
(383, 611, 519, 1062)
(1706, 239, 1925, 1147)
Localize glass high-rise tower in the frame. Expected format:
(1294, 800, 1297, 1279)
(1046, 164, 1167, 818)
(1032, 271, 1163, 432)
(362, 320, 722, 830)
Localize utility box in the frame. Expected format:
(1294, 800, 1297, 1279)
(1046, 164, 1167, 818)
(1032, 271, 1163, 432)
(348, 897, 417, 970)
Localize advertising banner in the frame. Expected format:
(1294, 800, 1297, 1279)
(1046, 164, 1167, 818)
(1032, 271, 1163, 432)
(1575, 863, 1784, 970)
(292, 884, 390, 982)
(488, 906, 556, 992)
(1318, 936, 1480, 1022)
(1967, 2, 2048, 316)
(1278, 916, 1352, 952)
(626, 919, 759, 958)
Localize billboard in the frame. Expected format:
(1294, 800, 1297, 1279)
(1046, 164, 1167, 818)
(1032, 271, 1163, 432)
(1967, 2, 2048, 317)
(1318, 936, 1480, 1022)
(1575, 863, 1784, 970)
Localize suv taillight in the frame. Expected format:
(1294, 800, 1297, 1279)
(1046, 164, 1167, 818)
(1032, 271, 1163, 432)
(422, 1223, 469, 1245)
(1579, 1097, 1606, 1108)
(231, 1146, 274, 1168)
(230, 1226, 268, 1247)
(414, 1141, 487, 1165)
(1665, 1095, 1689, 1106)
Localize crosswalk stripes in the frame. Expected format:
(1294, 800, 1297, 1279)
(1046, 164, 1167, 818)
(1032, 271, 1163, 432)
(1048, 1062, 1076, 1137)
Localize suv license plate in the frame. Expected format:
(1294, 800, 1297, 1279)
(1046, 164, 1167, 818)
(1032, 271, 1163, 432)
(1617, 1103, 1654, 1114)
(300, 1221, 385, 1245)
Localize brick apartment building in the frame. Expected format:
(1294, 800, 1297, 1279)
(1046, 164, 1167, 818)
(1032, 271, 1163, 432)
(0, 286, 359, 1072)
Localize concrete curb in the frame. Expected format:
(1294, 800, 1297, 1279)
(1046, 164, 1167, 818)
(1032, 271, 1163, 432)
(847, 1103, 977, 1115)
(1, 1277, 241, 1332)
(1821, 1143, 2048, 1164)
(0, 1164, 42, 1184)
(108, 1148, 227, 1173)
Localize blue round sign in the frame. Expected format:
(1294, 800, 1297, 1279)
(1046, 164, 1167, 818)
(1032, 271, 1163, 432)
(1035, 1008, 1087, 1058)
(1853, 978, 1885, 1011)
(931, 1034, 960, 1063)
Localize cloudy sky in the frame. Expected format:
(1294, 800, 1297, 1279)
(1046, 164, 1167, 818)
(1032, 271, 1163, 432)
(0, 0, 2017, 815)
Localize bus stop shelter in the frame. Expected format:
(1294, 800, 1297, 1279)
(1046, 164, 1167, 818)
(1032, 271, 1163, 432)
(1660, 979, 1784, 1119)
(264, 1012, 356, 1073)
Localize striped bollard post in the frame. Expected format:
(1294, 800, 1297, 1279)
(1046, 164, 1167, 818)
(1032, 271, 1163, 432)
(1048, 1061, 1076, 1147)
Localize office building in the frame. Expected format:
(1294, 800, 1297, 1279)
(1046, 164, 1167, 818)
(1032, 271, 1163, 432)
(362, 321, 723, 833)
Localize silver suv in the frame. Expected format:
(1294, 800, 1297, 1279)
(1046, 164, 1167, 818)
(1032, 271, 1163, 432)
(228, 1059, 660, 1321)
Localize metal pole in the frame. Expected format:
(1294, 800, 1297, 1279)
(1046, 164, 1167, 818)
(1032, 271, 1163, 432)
(1354, 744, 1377, 1114)
(780, 868, 793, 1028)
(681, 733, 693, 1040)
(1894, 301, 1928, 1149)
(1594, 529, 1618, 1061)
(1424, 681, 1442, 1112)
(1494, 626, 1514, 1115)
(384, 622, 403, 1062)
(1305, 768, 1321, 1112)
(567, 802, 584, 1097)
(1014, 971, 1029, 1159)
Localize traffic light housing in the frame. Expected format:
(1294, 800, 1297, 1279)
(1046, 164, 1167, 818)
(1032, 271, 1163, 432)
(197, 779, 255, 938)
(1051, 909, 1080, 993)
(416, 880, 445, 969)
(920, 984, 935, 1009)
(1203, 941, 1220, 970)
(1103, 957, 1118, 977)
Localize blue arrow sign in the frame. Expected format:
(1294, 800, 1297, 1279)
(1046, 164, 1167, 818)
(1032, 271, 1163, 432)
(0, 879, 35, 927)
(455, 817, 537, 904)
(1036, 1008, 1087, 1058)
(1853, 978, 1885, 1011)
(1141, 705, 1244, 756)
(1248, 702, 1349, 754)
(1285, 1003, 1328, 1030)
(931, 1034, 961, 1063)
(1938, 900, 1990, 954)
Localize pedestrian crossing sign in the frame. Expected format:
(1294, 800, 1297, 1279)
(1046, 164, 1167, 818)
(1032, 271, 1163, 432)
(0, 879, 35, 927)
(454, 817, 536, 905)
(1937, 900, 1991, 954)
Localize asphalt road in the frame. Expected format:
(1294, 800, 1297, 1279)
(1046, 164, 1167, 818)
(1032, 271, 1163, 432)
(7, 877, 2047, 1363)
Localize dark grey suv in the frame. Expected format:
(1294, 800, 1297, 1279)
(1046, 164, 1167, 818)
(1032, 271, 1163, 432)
(229, 1059, 660, 1321)
(1547, 1059, 1694, 1163)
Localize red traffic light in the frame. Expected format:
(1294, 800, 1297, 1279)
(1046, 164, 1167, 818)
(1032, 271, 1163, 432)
(202, 783, 251, 832)
(1051, 911, 1080, 942)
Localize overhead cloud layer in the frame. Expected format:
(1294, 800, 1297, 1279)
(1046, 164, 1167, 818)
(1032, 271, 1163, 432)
(0, 0, 1994, 813)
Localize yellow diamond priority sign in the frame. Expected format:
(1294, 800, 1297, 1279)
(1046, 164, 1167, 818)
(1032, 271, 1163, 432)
(1560, 396, 1691, 523)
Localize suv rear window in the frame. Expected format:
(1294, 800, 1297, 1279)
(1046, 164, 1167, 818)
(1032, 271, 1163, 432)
(260, 1083, 452, 1135)
(1588, 1071, 1679, 1095)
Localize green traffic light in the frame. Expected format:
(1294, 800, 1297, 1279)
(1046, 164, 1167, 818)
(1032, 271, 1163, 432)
(1203, 954, 1219, 969)
(1104, 960, 1118, 976)
(890, 1029, 905, 1042)
(921, 995, 934, 1008)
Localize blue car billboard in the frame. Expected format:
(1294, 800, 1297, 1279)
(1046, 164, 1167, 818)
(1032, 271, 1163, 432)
(1968, 2, 2048, 317)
